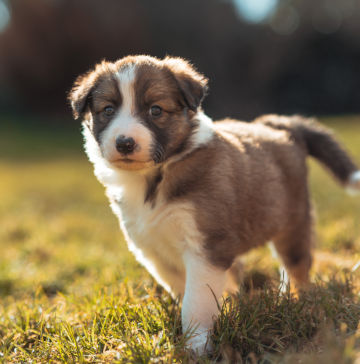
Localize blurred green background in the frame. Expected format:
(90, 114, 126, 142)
(1, 0, 360, 122)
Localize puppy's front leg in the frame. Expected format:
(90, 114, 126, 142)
(182, 250, 226, 355)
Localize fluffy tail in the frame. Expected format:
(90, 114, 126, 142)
(254, 115, 360, 193)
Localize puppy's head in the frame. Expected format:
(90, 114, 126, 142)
(69, 56, 208, 171)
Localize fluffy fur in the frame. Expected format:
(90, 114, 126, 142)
(69, 55, 360, 354)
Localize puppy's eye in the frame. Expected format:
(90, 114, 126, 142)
(103, 106, 114, 116)
(150, 105, 162, 116)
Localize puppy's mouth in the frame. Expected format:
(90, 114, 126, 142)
(118, 158, 136, 164)
(110, 157, 153, 165)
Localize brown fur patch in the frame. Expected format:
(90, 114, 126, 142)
(127, 57, 208, 162)
(162, 115, 357, 282)
(69, 61, 119, 119)
(162, 57, 208, 111)
(162, 119, 312, 276)
(144, 167, 163, 205)
(133, 61, 194, 161)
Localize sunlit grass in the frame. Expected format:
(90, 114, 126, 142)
(0, 115, 360, 362)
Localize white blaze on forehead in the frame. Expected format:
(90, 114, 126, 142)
(99, 65, 154, 164)
(117, 65, 136, 116)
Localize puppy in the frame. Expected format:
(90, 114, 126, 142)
(69, 55, 360, 354)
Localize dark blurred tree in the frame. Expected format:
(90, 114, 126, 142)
(0, 0, 359, 121)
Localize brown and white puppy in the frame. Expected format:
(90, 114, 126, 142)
(69, 55, 360, 354)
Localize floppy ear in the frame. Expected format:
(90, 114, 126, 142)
(68, 71, 98, 119)
(163, 57, 208, 112)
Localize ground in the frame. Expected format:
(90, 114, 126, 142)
(0, 115, 360, 363)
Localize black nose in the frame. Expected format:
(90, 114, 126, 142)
(116, 136, 136, 155)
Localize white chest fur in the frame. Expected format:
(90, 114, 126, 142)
(89, 156, 202, 294)
(109, 173, 203, 294)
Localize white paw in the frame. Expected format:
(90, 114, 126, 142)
(187, 329, 212, 356)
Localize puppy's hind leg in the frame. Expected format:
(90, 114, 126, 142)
(272, 217, 313, 285)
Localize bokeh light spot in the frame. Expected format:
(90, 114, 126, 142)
(312, 4, 342, 34)
(327, 0, 354, 20)
(0, 0, 10, 34)
(232, 0, 278, 24)
(270, 5, 299, 35)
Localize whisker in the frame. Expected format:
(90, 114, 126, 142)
(151, 142, 165, 164)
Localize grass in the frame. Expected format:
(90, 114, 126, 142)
(0, 115, 360, 363)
